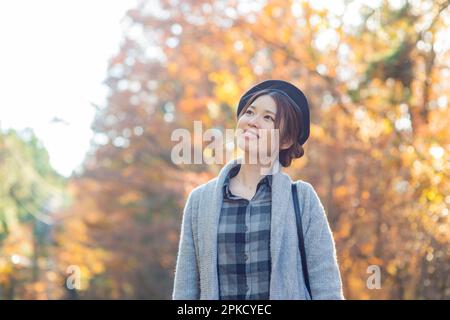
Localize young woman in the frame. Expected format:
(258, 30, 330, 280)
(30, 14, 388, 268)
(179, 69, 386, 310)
(173, 80, 344, 300)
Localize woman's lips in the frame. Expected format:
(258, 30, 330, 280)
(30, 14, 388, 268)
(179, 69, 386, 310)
(243, 129, 259, 139)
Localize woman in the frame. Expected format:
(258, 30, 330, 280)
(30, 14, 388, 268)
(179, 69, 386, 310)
(173, 80, 344, 300)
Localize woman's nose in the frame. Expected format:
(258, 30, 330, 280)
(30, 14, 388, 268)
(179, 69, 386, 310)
(248, 115, 260, 128)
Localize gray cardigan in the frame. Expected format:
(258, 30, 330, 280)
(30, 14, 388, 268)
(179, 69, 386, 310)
(172, 158, 344, 300)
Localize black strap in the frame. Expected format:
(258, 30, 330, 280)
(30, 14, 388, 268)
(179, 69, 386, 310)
(292, 183, 312, 299)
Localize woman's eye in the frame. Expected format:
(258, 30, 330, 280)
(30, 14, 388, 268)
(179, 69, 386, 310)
(265, 115, 274, 121)
(246, 110, 253, 115)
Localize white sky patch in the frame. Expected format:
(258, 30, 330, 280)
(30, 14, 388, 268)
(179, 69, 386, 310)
(0, 0, 137, 177)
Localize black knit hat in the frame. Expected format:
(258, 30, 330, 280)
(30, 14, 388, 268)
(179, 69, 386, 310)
(236, 79, 310, 145)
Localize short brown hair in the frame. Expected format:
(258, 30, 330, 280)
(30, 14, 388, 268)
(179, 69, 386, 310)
(237, 89, 304, 167)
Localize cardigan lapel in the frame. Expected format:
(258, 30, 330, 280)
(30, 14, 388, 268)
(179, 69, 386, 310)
(201, 158, 238, 299)
(269, 168, 293, 273)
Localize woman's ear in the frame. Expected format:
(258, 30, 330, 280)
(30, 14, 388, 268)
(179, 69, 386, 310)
(280, 138, 294, 151)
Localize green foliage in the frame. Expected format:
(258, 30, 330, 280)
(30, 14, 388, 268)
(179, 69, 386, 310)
(0, 128, 66, 239)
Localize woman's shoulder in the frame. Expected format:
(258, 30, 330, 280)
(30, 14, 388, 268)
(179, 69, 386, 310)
(184, 177, 219, 218)
(187, 176, 219, 200)
(292, 178, 316, 196)
(292, 178, 324, 212)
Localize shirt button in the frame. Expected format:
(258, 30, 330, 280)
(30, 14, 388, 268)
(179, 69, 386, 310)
(244, 254, 248, 261)
(245, 285, 249, 291)
(244, 225, 248, 232)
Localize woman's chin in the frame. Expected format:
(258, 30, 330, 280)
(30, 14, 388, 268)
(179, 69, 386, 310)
(237, 149, 270, 164)
(237, 140, 256, 153)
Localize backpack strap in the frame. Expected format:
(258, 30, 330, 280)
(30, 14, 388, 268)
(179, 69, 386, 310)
(292, 183, 312, 299)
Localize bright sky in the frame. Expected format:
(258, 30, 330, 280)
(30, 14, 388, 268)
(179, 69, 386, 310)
(0, 0, 137, 177)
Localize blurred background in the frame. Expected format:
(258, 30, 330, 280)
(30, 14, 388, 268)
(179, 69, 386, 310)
(0, 0, 449, 299)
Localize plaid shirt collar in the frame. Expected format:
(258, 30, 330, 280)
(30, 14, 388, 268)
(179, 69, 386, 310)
(222, 164, 273, 199)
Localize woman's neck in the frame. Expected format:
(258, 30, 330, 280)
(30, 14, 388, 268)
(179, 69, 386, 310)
(234, 162, 266, 189)
(234, 153, 279, 188)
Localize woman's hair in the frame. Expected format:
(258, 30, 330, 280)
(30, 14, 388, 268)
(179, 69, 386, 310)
(237, 89, 304, 167)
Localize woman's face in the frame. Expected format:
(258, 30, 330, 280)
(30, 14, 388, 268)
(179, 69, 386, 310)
(236, 94, 281, 164)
